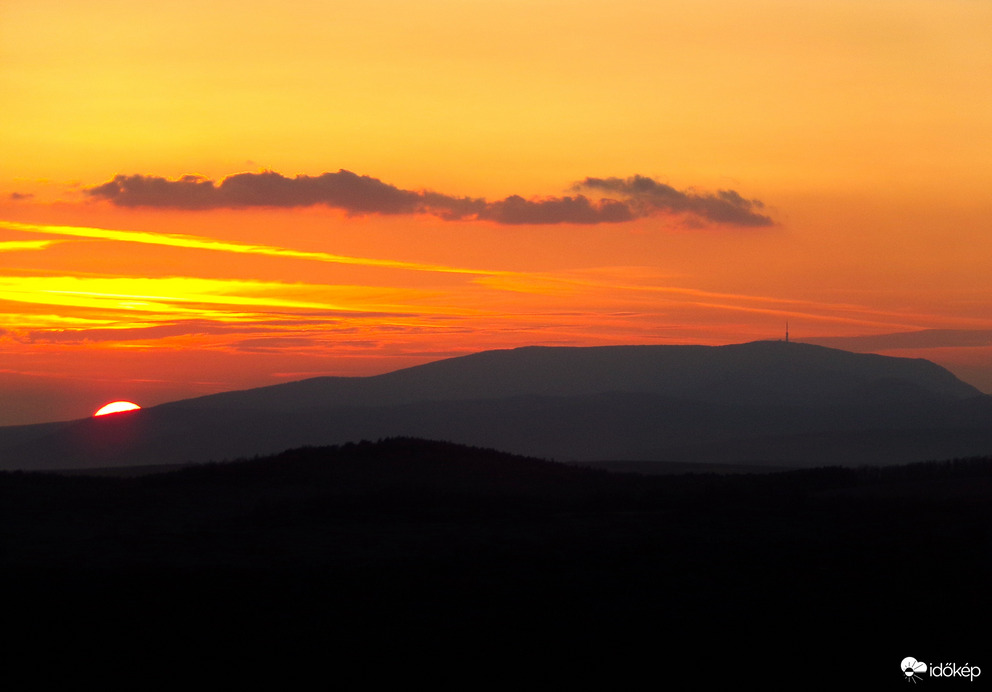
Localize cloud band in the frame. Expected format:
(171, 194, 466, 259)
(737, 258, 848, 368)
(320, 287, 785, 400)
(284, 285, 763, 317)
(86, 170, 773, 227)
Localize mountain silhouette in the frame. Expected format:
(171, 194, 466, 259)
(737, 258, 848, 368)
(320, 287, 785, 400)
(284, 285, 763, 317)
(1, 341, 990, 470)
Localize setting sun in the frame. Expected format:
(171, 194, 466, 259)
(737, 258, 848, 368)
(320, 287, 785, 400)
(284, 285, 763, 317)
(93, 401, 142, 417)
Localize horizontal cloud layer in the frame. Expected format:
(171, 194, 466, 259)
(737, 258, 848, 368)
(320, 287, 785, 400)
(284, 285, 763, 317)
(86, 170, 772, 227)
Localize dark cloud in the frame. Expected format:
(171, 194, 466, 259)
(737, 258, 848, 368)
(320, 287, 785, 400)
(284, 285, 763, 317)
(86, 170, 772, 227)
(576, 175, 773, 227)
(218, 170, 465, 215)
(477, 195, 636, 225)
(85, 170, 481, 215)
(86, 174, 215, 209)
(9, 192, 34, 201)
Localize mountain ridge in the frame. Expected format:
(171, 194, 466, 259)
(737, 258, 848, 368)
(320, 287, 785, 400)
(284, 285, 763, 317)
(1, 341, 988, 470)
(158, 340, 980, 410)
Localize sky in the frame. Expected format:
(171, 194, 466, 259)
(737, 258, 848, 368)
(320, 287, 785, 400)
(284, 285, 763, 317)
(2, 0, 992, 425)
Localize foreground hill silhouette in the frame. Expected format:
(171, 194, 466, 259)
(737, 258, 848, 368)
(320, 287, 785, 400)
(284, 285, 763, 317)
(2, 438, 989, 682)
(2, 341, 991, 471)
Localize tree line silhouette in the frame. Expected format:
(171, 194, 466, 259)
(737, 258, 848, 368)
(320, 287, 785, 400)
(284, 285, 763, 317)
(1, 437, 989, 684)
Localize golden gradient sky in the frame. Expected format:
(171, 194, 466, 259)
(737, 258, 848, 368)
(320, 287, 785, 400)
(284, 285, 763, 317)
(2, 0, 991, 424)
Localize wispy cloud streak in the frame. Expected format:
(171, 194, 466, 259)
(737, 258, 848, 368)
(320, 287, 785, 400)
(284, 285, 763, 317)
(1, 219, 932, 333)
(0, 220, 508, 277)
(0, 240, 59, 252)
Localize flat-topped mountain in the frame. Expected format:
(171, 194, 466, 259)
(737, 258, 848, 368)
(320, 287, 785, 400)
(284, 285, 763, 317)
(160, 340, 982, 409)
(1, 341, 989, 470)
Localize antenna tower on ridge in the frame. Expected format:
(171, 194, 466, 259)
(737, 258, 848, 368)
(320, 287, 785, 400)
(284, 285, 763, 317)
(785, 321, 789, 344)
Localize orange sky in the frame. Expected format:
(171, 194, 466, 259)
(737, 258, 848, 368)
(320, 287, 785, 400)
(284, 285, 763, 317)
(2, 0, 991, 424)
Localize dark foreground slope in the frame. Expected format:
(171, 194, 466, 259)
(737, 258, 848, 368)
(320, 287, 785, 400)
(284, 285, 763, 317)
(2, 341, 991, 471)
(2, 438, 989, 683)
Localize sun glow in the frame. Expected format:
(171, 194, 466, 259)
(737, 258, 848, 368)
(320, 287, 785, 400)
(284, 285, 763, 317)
(93, 401, 142, 417)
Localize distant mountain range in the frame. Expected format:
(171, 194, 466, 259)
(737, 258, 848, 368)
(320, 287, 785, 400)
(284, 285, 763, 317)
(2, 340, 991, 471)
